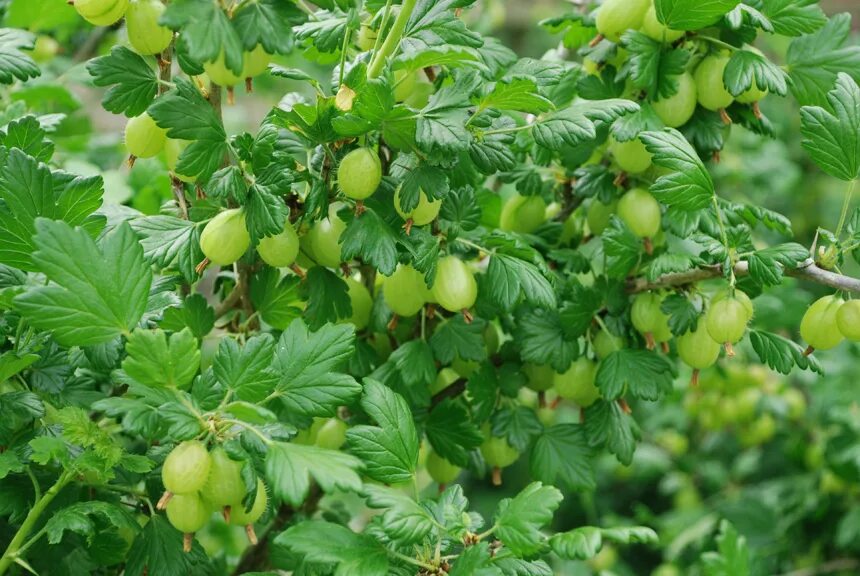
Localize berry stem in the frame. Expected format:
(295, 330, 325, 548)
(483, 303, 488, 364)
(367, 0, 418, 79)
(491, 466, 502, 486)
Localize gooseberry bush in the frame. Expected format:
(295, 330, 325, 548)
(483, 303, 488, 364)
(1, 0, 860, 574)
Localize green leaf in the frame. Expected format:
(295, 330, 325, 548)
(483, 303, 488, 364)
(487, 254, 556, 311)
(130, 215, 202, 282)
(492, 405, 544, 452)
(596, 348, 675, 401)
(787, 14, 860, 107)
(426, 399, 483, 467)
(0, 149, 103, 272)
(275, 521, 388, 576)
(469, 117, 517, 174)
(448, 542, 494, 576)
(390, 154, 450, 210)
(622, 32, 690, 99)
(301, 267, 351, 330)
(161, 0, 243, 74)
(749, 330, 823, 375)
(477, 78, 555, 114)
(232, 0, 301, 54)
(746, 242, 808, 287)
(495, 482, 563, 556)
(86, 46, 157, 117)
(159, 293, 215, 339)
(724, 49, 789, 97)
(549, 527, 603, 560)
(390, 339, 436, 389)
(339, 207, 398, 276)
(602, 526, 659, 546)
(559, 284, 602, 339)
(661, 292, 700, 336)
(2, 115, 53, 162)
(530, 424, 595, 491)
(701, 520, 750, 576)
(272, 320, 361, 417)
(583, 400, 640, 465)
(800, 73, 860, 181)
(148, 78, 228, 180)
(514, 307, 579, 372)
(654, 0, 740, 30)
(294, 11, 348, 53)
(15, 220, 151, 347)
(265, 442, 363, 507)
(213, 334, 278, 403)
(245, 181, 290, 244)
(249, 267, 303, 330)
(125, 515, 209, 576)
(0, 451, 24, 479)
(761, 0, 826, 36)
(603, 218, 642, 278)
(121, 328, 200, 389)
(45, 501, 139, 545)
(532, 99, 639, 151)
(640, 129, 714, 210)
(430, 315, 488, 364)
(0, 29, 39, 85)
(346, 379, 419, 484)
(416, 77, 474, 156)
(362, 484, 435, 544)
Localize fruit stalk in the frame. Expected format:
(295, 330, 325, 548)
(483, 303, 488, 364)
(0, 473, 71, 576)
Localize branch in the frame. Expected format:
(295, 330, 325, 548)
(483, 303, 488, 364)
(430, 379, 466, 409)
(627, 259, 860, 294)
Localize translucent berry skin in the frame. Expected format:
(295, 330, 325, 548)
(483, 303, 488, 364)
(74, 0, 129, 26)
(383, 264, 427, 317)
(706, 297, 749, 344)
(166, 493, 211, 534)
(432, 256, 478, 313)
(652, 72, 697, 128)
(203, 53, 243, 87)
(480, 432, 520, 468)
(126, 0, 173, 56)
(609, 137, 653, 174)
(595, 0, 650, 42)
(200, 447, 246, 509)
(553, 358, 600, 407)
(711, 288, 754, 321)
(229, 478, 268, 526)
(618, 188, 661, 238)
(165, 139, 196, 183)
(694, 55, 734, 111)
(200, 209, 250, 266)
(242, 46, 271, 78)
(593, 330, 624, 360)
(631, 292, 663, 334)
(394, 188, 442, 226)
(125, 113, 167, 159)
(499, 194, 547, 234)
(307, 208, 346, 268)
(587, 200, 617, 235)
(641, 5, 685, 43)
(312, 418, 348, 450)
(338, 148, 382, 200)
(162, 440, 212, 495)
(426, 450, 461, 484)
(523, 363, 555, 392)
(677, 325, 721, 369)
(837, 299, 860, 341)
(357, 22, 377, 51)
(257, 220, 300, 268)
(800, 295, 844, 351)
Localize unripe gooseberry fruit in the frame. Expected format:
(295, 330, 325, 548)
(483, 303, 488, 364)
(166, 493, 210, 535)
(383, 264, 427, 317)
(609, 136, 652, 174)
(393, 70, 418, 102)
(31, 36, 60, 63)
(595, 0, 650, 42)
(426, 450, 461, 485)
(586, 199, 617, 235)
(357, 22, 377, 51)
(257, 220, 300, 268)
(306, 208, 346, 268)
(126, 0, 173, 56)
(200, 447, 246, 510)
(641, 5, 685, 43)
(338, 147, 381, 200)
(312, 417, 348, 450)
(677, 325, 721, 386)
(553, 358, 600, 407)
(499, 194, 547, 234)
(631, 292, 670, 349)
(694, 55, 734, 112)
(165, 139, 196, 183)
(480, 426, 520, 485)
(125, 113, 167, 159)
(593, 330, 624, 360)
(432, 256, 478, 314)
(836, 299, 860, 341)
(203, 52, 243, 87)
(430, 367, 460, 395)
(394, 187, 441, 227)
(652, 72, 697, 128)
(161, 440, 212, 496)
(617, 188, 661, 238)
(523, 363, 554, 392)
(711, 287, 754, 321)
(74, 0, 129, 26)
(229, 478, 268, 527)
(799, 295, 844, 352)
(342, 277, 372, 330)
(705, 296, 750, 356)
(200, 209, 250, 266)
(242, 45, 271, 79)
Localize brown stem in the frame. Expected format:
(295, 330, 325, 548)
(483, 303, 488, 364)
(491, 466, 502, 486)
(690, 369, 700, 388)
(156, 491, 172, 510)
(245, 524, 258, 545)
(724, 341, 735, 357)
(194, 257, 211, 276)
(719, 108, 732, 124)
(387, 314, 399, 331)
(589, 34, 604, 47)
(643, 237, 653, 255)
(618, 398, 632, 414)
(183, 533, 194, 553)
(461, 308, 474, 324)
(803, 345, 814, 357)
(171, 176, 189, 220)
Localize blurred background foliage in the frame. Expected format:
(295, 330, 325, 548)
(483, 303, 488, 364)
(3, 0, 860, 574)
